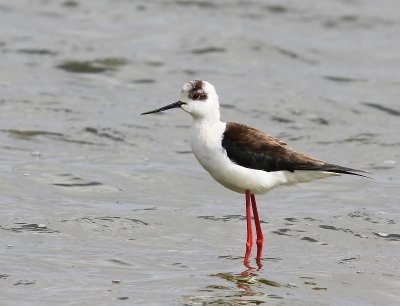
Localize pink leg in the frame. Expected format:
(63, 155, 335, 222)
(243, 190, 253, 267)
(251, 194, 264, 266)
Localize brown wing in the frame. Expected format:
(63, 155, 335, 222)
(222, 122, 367, 176)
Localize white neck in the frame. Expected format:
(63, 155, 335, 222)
(191, 102, 221, 127)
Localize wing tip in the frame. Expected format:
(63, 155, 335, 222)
(323, 163, 373, 179)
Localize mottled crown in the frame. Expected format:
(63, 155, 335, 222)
(183, 80, 208, 101)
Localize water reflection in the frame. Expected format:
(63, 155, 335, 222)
(183, 268, 284, 305)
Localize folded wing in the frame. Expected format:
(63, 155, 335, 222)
(222, 122, 368, 177)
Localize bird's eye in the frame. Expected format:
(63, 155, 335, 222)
(192, 93, 200, 100)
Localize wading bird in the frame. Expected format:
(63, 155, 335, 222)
(141, 80, 367, 267)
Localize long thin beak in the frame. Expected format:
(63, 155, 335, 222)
(141, 101, 186, 115)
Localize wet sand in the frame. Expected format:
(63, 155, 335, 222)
(0, 1, 399, 305)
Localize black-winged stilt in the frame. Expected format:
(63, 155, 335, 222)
(141, 80, 368, 267)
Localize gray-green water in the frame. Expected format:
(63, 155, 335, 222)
(0, 1, 399, 305)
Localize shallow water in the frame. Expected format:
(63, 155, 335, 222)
(1, 1, 399, 305)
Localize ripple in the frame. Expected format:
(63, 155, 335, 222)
(57, 57, 128, 73)
(0, 223, 59, 233)
(4, 129, 63, 139)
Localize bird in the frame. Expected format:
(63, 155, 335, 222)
(141, 80, 368, 267)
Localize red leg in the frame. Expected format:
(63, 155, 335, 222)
(251, 194, 264, 266)
(243, 190, 253, 267)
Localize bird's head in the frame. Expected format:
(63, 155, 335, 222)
(141, 80, 220, 120)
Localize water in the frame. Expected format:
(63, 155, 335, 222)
(1, 1, 399, 305)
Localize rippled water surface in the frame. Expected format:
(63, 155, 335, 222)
(1, 1, 399, 305)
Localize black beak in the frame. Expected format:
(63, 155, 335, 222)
(141, 101, 186, 115)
